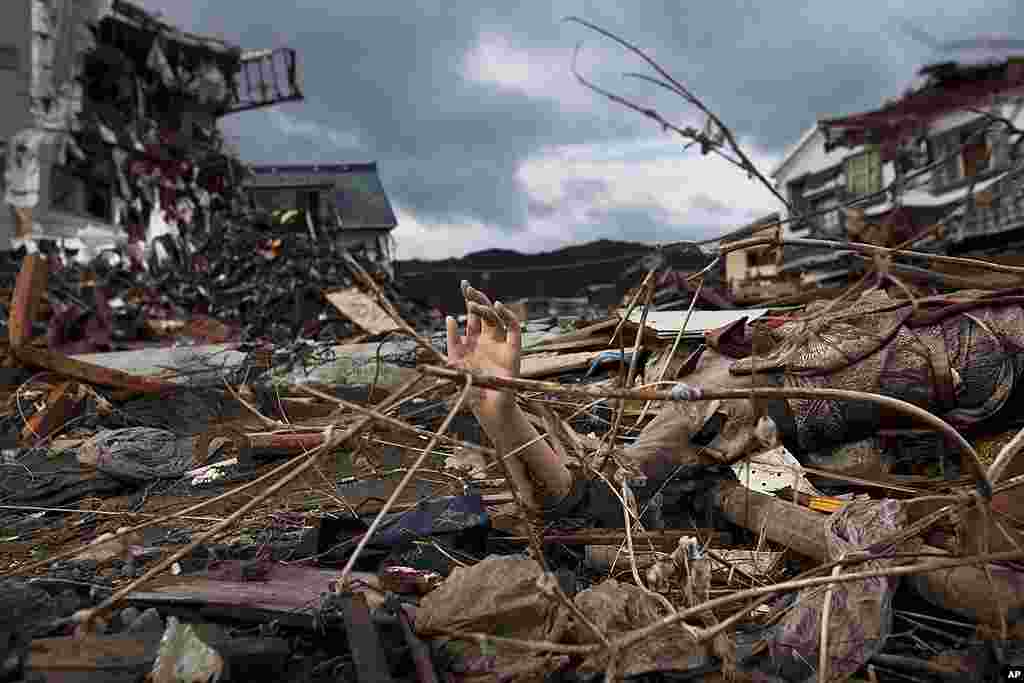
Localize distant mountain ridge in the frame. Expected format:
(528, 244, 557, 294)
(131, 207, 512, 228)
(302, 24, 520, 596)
(395, 239, 712, 316)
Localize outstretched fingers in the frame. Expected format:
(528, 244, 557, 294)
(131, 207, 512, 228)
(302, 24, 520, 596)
(463, 280, 506, 342)
(467, 302, 507, 342)
(461, 280, 482, 340)
(494, 301, 521, 352)
(445, 315, 463, 361)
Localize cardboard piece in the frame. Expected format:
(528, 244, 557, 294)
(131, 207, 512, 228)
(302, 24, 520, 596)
(326, 287, 396, 335)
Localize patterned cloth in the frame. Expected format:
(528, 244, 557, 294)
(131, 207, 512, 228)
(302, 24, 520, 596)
(721, 288, 1024, 455)
(767, 498, 913, 683)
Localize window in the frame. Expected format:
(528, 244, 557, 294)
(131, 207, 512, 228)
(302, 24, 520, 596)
(249, 185, 337, 228)
(962, 136, 991, 177)
(249, 187, 298, 212)
(787, 180, 807, 214)
(297, 189, 320, 227)
(930, 124, 994, 191)
(745, 247, 775, 270)
(812, 194, 842, 235)
(845, 147, 882, 197)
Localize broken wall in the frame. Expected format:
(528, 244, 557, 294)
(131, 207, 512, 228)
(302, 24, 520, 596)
(1, 0, 255, 260)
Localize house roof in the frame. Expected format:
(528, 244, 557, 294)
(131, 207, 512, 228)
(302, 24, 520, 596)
(819, 54, 1024, 155)
(245, 163, 399, 230)
(769, 125, 821, 180)
(720, 212, 781, 243)
(108, 0, 242, 58)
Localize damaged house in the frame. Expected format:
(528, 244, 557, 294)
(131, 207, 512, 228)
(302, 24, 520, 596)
(0, 0, 302, 253)
(244, 163, 399, 277)
(772, 38, 1024, 288)
(719, 212, 801, 304)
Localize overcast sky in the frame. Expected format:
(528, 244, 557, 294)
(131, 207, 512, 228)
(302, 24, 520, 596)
(142, 1, 1023, 260)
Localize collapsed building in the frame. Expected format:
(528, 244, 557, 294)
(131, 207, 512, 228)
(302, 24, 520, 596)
(244, 163, 400, 278)
(0, 0, 302, 255)
(0, 1, 428, 348)
(770, 38, 1024, 288)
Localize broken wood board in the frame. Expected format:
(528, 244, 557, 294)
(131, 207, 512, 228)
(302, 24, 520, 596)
(9, 253, 48, 348)
(70, 343, 247, 383)
(530, 318, 618, 346)
(520, 350, 604, 378)
(27, 632, 163, 683)
(127, 562, 381, 629)
(326, 287, 396, 335)
(19, 381, 86, 446)
(16, 346, 178, 393)
(522, 336, 613, 354)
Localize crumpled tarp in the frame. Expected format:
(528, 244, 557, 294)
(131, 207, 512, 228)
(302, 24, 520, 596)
(77, 428, 196, 484)
(572, 579, 727, 679)
(765, 497, 915, 683)
(415, 555, 571, 683)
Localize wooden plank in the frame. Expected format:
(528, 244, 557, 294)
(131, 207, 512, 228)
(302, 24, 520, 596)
(20, 381, 85, 447)
(9, 253, 48, 348)
(27, 632, 163, 683)
(530, 318, 618, 346)
(519, 350, 602, 378)
(325, 287, 396, 335)
(13, 346, 178, 393)
(523, 336, 612, 354)
(127, 563, 381, 628)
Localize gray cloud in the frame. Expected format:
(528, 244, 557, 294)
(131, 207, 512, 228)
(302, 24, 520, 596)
(527, 198, 559, 219)
(147, 0, 1023, 253)
(580, 204, 707, 244)
(689, 193, 731, 216)
(562, 177, 611, 203)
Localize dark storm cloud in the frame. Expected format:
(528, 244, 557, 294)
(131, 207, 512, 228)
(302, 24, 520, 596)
(146, 0, 1023, 251)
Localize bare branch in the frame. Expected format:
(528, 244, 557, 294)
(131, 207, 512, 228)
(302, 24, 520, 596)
(565, 17, 791, 209)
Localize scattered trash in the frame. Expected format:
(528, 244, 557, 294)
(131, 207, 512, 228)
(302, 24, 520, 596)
(151, 617, 224, 683)
(0, 12, 1022, 682)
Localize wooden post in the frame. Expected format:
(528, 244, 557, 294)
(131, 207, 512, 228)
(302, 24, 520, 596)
(9, 253, 48, 348)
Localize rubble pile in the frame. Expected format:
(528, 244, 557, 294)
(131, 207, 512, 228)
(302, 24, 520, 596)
(1, 0, 434, 350)
(1, 9, 1023, 683)
(0, 219, 435, 353)
(0, 248, 1022, 682)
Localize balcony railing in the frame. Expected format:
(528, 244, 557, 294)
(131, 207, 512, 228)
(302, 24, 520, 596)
(959, 167, 1024, 241)
(225, 48, 304, 114)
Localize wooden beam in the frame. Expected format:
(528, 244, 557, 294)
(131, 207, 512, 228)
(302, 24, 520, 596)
(9, 253, 48, 348)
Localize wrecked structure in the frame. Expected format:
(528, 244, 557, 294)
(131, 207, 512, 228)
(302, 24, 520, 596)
(1, 0, 302, 253)
(0, 15, 1023, 683)
(720, 211, 801, 304)
(772, 39, 1024, 288)
(244, 163, 399, 277)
